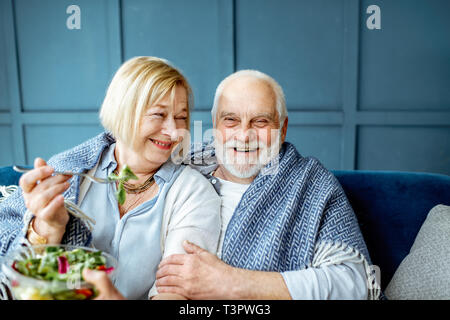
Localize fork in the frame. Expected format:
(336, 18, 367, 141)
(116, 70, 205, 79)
(13, 165, 113, 184)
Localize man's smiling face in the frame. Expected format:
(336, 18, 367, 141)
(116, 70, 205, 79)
(214, 76, 287, 179)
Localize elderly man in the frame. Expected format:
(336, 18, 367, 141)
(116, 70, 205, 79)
(84, 70, 379, 300)
(152, 70, 380, 300)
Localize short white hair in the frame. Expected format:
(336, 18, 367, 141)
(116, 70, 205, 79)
(211, 70, 287, 125)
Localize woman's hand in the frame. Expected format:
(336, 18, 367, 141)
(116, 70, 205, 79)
(19, 157, 71, 244)
(82, 269, 126, 300)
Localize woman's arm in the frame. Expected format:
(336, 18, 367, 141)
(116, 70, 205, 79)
(148, 166, 222, 299)
(162, 166, 221, 255)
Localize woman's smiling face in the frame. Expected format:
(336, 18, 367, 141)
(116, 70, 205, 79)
(135, 84, 189, 167)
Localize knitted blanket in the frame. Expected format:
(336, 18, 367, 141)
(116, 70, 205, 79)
(220, 142, 372, 271)
(189, 140, 379, 298)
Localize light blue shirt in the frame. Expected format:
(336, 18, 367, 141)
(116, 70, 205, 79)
(80, 143, 184, 300)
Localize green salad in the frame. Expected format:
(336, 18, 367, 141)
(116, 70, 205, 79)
(10, 246, 114, 300)
(108, 165, 138, 205)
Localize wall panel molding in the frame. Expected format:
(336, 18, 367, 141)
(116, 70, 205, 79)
(341, 0, 360, 170)
(356, 111, 450, 126)
(2, 0, 26, 164)
(107, 0, 123, 74)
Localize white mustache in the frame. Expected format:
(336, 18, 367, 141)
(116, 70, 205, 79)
(223, 140, 263, 150)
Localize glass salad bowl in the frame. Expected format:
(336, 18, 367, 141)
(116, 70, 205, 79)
(1, 244, 117, 300)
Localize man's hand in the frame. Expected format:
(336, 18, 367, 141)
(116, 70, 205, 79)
(151, 293, 188, 300)
(156, 240, 292, 300)
(82, 268, 126, 300)
(156, 240, 237, 299)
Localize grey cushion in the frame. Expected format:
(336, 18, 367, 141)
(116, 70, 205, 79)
(385, 204, 450, 299)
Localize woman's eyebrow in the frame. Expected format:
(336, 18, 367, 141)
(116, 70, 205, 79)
(152, 104, 168, 108)
(153, 100, 188, 108)
(177, 107, 188, 113)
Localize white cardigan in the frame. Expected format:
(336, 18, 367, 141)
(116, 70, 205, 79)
(78, 164, 221, 298)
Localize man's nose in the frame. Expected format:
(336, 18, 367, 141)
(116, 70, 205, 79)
(234, 127, 257, 142)
(161, 117, 179, 141)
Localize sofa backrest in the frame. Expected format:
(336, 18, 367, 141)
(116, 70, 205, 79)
(0, 166, 24, 187)
(333, 170, 450, 290)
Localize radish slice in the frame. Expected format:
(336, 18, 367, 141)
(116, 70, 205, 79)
(58, 256, 69, 274)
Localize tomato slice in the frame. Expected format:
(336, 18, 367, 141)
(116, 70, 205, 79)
(96, 265, 106, 271)
(76, 288, 93, 299)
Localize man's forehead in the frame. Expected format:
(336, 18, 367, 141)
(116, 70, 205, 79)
(222, 76, 274, 99)
(218, 78, 277, 117)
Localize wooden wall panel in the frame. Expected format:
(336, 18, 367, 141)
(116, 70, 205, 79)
(236, 0, 344, 110)
(122, 0, 233, 110)
(0, 125, 14, 165)
(14, 0, 120, 111)
(24, 124, 103, 163)
(359, 0, 450, 111)
(357, 126, 450, 175)
(0, 0, 448, 175)
(287, 125, 342, 170)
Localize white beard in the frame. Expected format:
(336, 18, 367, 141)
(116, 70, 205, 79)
(214, 131, 282, 179)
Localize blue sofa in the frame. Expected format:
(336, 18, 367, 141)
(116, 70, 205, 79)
(1, 166, 450, 291)
(333, 170, 450, 290)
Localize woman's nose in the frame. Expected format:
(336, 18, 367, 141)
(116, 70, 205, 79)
(161, 117, 179, 141)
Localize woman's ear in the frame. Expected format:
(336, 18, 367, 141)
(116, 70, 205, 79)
(281, 117, 288, 143)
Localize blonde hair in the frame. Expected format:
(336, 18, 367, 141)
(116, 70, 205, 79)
(100, 56, 192, 149)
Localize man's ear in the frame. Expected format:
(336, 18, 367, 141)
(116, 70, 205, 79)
(281, 117, 288, 143)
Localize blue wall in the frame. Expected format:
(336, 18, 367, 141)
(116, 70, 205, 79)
(1, 0, 449, 175)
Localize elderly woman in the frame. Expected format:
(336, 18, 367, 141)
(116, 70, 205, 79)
(0, 57, 221, 300)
